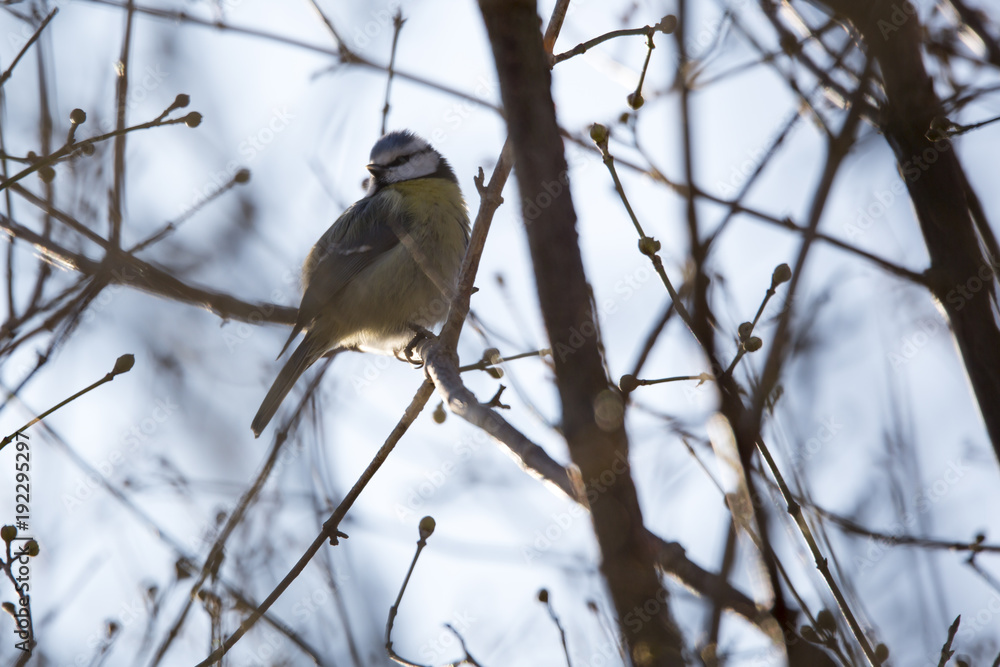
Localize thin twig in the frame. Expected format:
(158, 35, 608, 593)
(744, 59, 882, 666)
(192, 381, 436, 667)
(381, 10, 406, 136)
(590, 128, 698, 338)
(809, 504, 1000, 554)
(24, 18, 56, 330)
(539, 590, 573, 667)
(147, 358, 334, 666)
(458, 348, 548, 373)
(0, 110, 199, 193)
(756, 435, 881, 665)
(936, 615, 960, 667)
(80, 0, 502, 115)
(0, 8, 59, 88)
(386, 519, 436, 666)
(541, 0, 571, 55)
(444, 624, 484, 667)
(128, 169, 250, 254)
(438, 138, 513, 351)
(552, 16, 677, 64)
(720, 265, 790, 379)
(0, 354, 133, 451)
(7, 392, 327, 663)
(109, 0, 136, 248)
(628, 32, 655, 108)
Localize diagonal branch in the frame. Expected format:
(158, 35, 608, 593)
(0, 212, 295, 326)
(421, 340, 769, 628)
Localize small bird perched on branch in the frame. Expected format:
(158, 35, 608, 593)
(252, 130, 470, 437)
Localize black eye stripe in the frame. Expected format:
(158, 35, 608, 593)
(374, 146, 433, 170)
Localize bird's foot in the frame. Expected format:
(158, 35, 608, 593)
(400, 325, 434, 367)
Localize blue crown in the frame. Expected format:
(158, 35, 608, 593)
(370, 130, 428, 160)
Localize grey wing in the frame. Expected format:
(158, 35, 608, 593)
(277, 195, 402, 357)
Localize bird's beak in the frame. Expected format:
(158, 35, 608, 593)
(366, 163, 385, 178)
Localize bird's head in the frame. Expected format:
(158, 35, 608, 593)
(365, 130, 456, 192)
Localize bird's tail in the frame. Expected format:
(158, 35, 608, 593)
(251, 335, 324, 438)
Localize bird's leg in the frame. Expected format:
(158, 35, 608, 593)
(400, 324, 434, 367)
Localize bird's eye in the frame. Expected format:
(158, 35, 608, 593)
(389, 155, 411, 167)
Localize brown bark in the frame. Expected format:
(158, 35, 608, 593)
(477, 1, 686, 664)
(816, 0, 1000, 461)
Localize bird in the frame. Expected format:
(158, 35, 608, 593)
(251, 130, 470, 437)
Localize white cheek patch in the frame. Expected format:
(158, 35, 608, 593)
(394, 151, 438, 181)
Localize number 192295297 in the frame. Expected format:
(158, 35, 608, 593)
(13, 433, 29, 528)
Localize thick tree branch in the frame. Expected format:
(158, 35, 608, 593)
(421, 341, 769, 629)
(478, 2, 686, 664)
(815, 0, 1000, 464)
(0, 212, 295, 326)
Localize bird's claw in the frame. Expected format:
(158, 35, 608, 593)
(401, 325, 434, 367)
